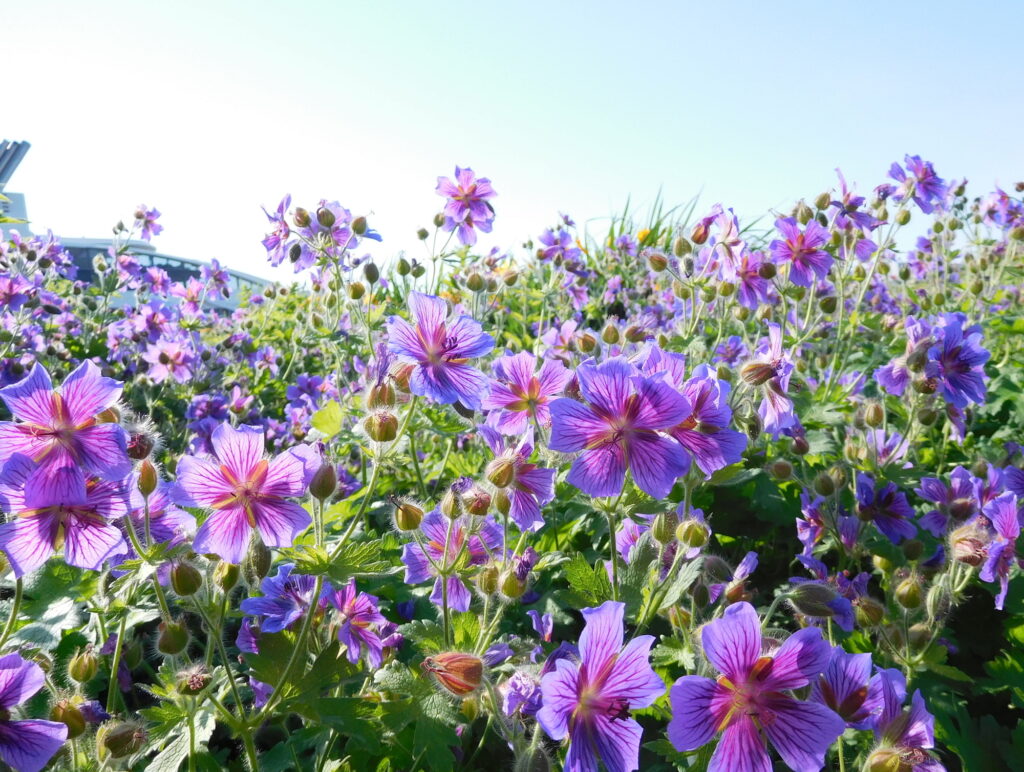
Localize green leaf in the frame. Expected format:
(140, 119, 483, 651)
(563, 553, 613, 606)
(311, 401, 344, 438)
(657, 556, 704, 611)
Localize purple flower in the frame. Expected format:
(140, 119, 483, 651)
(134, 204, 163, 241)
(113, 476, 196, 564)
(142, 336, 197, 384)
(537, 229, 581, 262)
(239, 563, 319, 633)
(666, 365, 746, 478)
(549, 358, 690, 499)
(667, 602, 844, 772)
(436, 167, 496, 246)
(925, 313, 989, 408)
(888, 155, 946, 214)
(501, 670, 542, 718)
(482, 351, 571, 434)
(875, 317, 933, 397)
(0, 458, 129, 577)
(478, 426, 555, 532)
(856, 473, 917, 544)
(386, 292, 494, 408)
(527, 610, 553, 642)
(915, 466, 977, 537)
(323, 579, 387, 668)
(176, 424, 317, 563)
(0, 653, 68, 772)
(537, 601, 664, 772)
(979, 492, 1021, 610)
(770, 218, 833, 287)
(709, 551, 758, 604)
(867, 669, 944, 771)
(0, 362, 130, 481)
(400, 511, 503, 611)
(810, 646, 879, 729)
(261, 195, 292, 266)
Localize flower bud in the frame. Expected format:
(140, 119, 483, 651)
(864, 401, 885, 428)
(770, 459, 793, 480)
(672, 236, 691, 257)
(486, 457, 515, 488)
(676, 519, 708, 549)
(690, 221, 709, 245)
(895, 577, 923, 609)
(872, 554, 895, 573)
(950, 525, 986, 566)
(745, 413, 763, 442)
(500, 570, 527, 599)
(98, 722, 147, 760)
(791, 436, 810, 456)
(700, 286, 716, 303)
(157, 620, 189, 655)
(740, 362, 776, 386)
(812, 471, 836, 497)
(68, 648, 98, 683)
(421, 652, 483, 696)
(362, 261, 379, 284)
(243, 538, 272, 586)
(733, 305, 750, 321)
(350, 215, 367, 235)
(365, 411, 398, 442)
(814, 191, 831, 210)
(170, 562, 203, 596)
(440, 488, 461, 518)
(789, 583, 840, 618)
(464, 487, 491, 516)
(137, 460, 159, 498)
(348, 281, 366, 300)
(601, 324, 619, 345)
(818, 295, 837, 314)
(491, 488, 510, 517)
(647, 252, 668, 272)
(292, 208, 311, 228)
(901, 538, 924, 562)
(477, 565, 499, 595)
(624, 325, 646, 343)
(465, 272, 485, 292)
(213, 560, 240, 591)
(50, 700, 86, 739)
(855, 597, 885, 627)
(394, 500, 424, 531)
(651, 511, 678, 545)
(796, 201, 814, 224)
(717, 281, 736, 297)
(672, 280, 691, 298)
(912, 376, 937, 395)
(578, 331, 598, 353)
(916, 407, 939, 426)
(316, 207, 336, 228)
(866, 749, 904, 772)
(309, 463, 337, 501)
(1010, 225, 1024, 241)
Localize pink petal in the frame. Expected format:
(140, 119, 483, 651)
(193, 506, 252, 563)
(211, 423, 264, 480)
(175, 456, 234, 508)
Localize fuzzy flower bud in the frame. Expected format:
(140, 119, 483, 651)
(157, 620, 190, 656)
(68, 648, 99, 683)
(137, 460, 159, 498)
(421, 652, 483, 696)
(50, 700, 86, 739)
(394, 500, 424, 531)
(365, 411, 398, 442)
(789, 583, 841, 618)
(170, 561, 203, 596)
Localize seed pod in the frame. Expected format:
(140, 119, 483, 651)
(770, 459, 794, 480)
(170, 562, 203, 596)
(177, 665, 212, 696)
(813, 471, 836, 497)
(651, 511, 678, 545)
(896, 209, 911, 225)
(895, 577, 923, 609)
(157, 620, 189, 655)
(412, 263, 426, 278)
(421, 652, 483, 696)
(98, 722, 147, 760)
(397, 256, 413, 275)
(50, 700, 86, 739)
(68, 648, 99, 683)
(864, 401, 884, 428)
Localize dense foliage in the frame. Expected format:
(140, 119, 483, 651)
(0, 161, 1022, 772)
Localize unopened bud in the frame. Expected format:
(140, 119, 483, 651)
(691, 221, 709, 245)
(137, 460, 159, 498)
(624, 325, 646, 343)
(895, 577, 923, 609)
(309, 463, 337, 501)
(157, 620, 189, 655)
(770, 459, 794, 480)
(243, 538, 272, 585)
(348, 281, 366, 300)
(818, 295, 837, 313)
(813, 471, 836, 497)
(912, 376, 937, 395)
(365, 411, 398, 442)
(1010, 225, 1024, 241)
(98, 722, 147, 760)
(672, 236, 691, 257)
(648, 252, 668, 272)
(421, 652, 483, 696)
(796, 201, 814, 224)
(477, 565, 499, 595)
(50, 700, 86, 739)
(791, 436, 810, 456)
(486, 458, 515, 488)
(651, 511, 678, 545)
(896, 209, 911, 225)
(916, 407, 939, 426)
(866, 749, 903, 772)
(68, 648, 99, 683)
(855, 597, 885, 627)
(601, 324, 619, 345)
(213, 560, 240, 591)
(901, 538, 924, 562)
(814, 191, 831, 210)
(676, 519, 708, 549)
(789, 583, 840, 618)
(500, 570, 527, 599)
(293, 207, 311, 228)
(464, 487, 491, 516)
(170, 562, 203, 596)
(316, 207, 336, 228)
(440, 488, 461, 518)
(465, 272, 485, 292)
(740, 362, 776, 386)
(864, 401, 885, 428)
(578, 331, 598, 353)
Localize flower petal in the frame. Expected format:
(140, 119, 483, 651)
(0, 515, 58, 578)
(211, 423, 264, 480)
(759, 694, 845, 772)
(603, 633, 664, 707)
(549, 399, 607, 453)
(578, 601, 625, 673)
(75, 423, 131, 480)
(60, 360, 122, 425)
(626, 433, 686, 500)
(0, 654, 45, 709)
(537, 657, 580, 741)
(0, 719, 69, 772)
(175, 456, 234, 508)
(577, 358, 635, 416)
(760, 626, 831, 692)
(63, 514, 127, 572)
(589, 714, 643, 772)
(708, 716, 771, 772)
(252, 500, 310, 549)
(667, 676, 724, 751)
(700, 602, 761, 681)
(567, 443, 626, 498)
(193, 506, 252, 563)
(0, 364, 55, 426)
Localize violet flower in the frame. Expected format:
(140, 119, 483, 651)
(549, 358, 690, 500)
(925, 313, 989, 409)
(667, 602, 844, 772)
(810, 645, 880, 729)
(386, 292, 494, 408)
(537, 601, 664, 772)
(239, 563, 319, 633)
(0, 458, 128, 577)
(667, 365, 747, 478)
(0, 361, 131, 481)
(979, 492, 1021, 610)
(478, 426, 555, 532)
(770, 217, 833, 288)
(176, 423, 318, 564)
(482, 351, 571, 434)
(856, 473, 917, 544)
(0, 653, 68, 772)
(436, 167, 496, 246)
(867, 669, 945, 771)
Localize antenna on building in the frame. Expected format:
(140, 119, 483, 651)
(0, 140, 31, 191)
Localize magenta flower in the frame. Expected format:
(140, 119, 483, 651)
(0, 362, 130, 481)
(667, 365, 747, 479)
(478, 426, 555, 532)
(888, 155, 947, 214)
(810, 646, 880, 729)
(668, 602, 844, 772)
(400, 511, 503, 611)
(176, 424, 318, 564)
(436, 166, 496, 246)
(770, 218, 832, 288)
(538, 601, 664, 772)
(549, 358, 690, 500)
(0, 653, 68, 772)
(323, 579, 387, 669)
(239, 563, 319, 633)
(537, 228, 581, 262)
(482, 351, 571, 434)
(386, 292, 494, 408)
(0, 457, 129, 577)
(134, 204, 163, 241)
(142, 336, 196, 384)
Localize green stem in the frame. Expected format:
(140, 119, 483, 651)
(106, 614, 128, 713)
(0, 578, 23, 650)
(606, 511, 619, 602)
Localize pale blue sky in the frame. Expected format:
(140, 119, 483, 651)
(6, 0, 1023, 280)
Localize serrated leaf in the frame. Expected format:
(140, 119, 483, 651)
(563, 553, 613, 606)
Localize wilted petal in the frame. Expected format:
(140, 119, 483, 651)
(760, 694, 845, 772)
(193, 506, 252, 563)
(700, 602, 761, 681)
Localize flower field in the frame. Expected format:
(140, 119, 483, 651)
(0, 159, 1022, 771)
